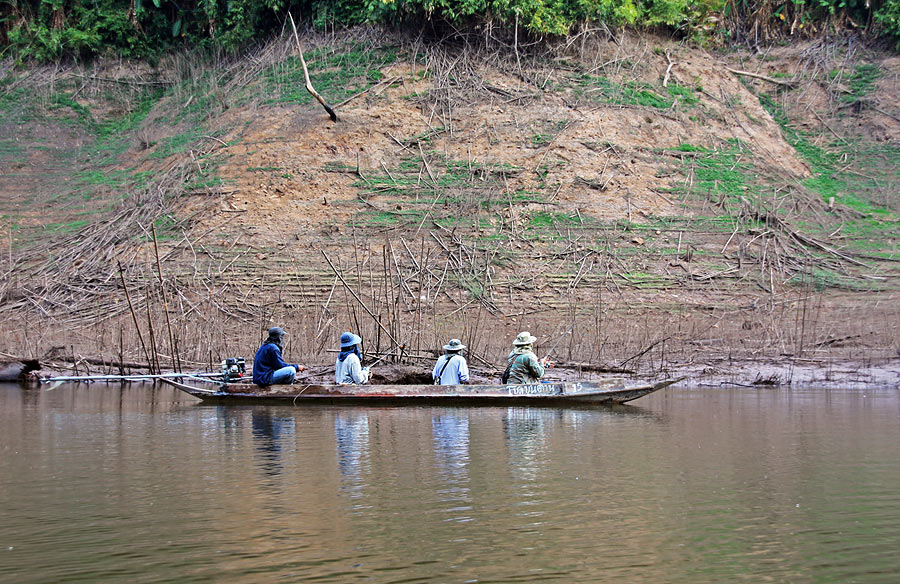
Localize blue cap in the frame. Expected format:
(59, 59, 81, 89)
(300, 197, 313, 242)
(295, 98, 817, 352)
(340, 332, 362, 348)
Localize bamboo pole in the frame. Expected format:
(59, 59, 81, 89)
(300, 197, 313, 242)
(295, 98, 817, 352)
(145, 293, 160, 374)
(152, 224, 180, 372)
(118, 261, 153, 373)
(41, 372, 224, 382)
(321, 249, 400, 345)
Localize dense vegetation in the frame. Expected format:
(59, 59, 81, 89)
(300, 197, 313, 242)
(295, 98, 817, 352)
(1, 0, 899, 61)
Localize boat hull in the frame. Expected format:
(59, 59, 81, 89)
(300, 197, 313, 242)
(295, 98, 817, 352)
(162, 378, 678, 406)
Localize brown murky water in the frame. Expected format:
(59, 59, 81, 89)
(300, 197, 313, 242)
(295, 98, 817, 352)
(2, 383, 899, 583)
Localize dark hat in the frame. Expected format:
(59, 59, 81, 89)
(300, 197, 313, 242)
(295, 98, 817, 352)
(268, 326, 286, 338)
(340, 332, 362, 348)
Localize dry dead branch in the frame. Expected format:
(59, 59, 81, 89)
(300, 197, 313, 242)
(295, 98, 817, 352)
(287, 13, 338, 122)
(725, 67, 799, 88)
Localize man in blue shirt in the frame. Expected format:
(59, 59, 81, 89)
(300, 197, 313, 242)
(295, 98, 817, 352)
(252, 327, 305, 386)
(432, 338, 470, 385)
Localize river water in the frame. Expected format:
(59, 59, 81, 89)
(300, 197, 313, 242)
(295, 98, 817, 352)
(2, 383, 899, 583)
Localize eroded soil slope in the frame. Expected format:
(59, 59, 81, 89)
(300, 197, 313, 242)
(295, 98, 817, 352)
(1, 32, 898, 383)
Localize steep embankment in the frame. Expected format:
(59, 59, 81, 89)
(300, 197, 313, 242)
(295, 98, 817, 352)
(1, 32, 898, 384)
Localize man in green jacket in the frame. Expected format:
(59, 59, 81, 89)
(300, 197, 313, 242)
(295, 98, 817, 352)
(504, 331, 551, 384)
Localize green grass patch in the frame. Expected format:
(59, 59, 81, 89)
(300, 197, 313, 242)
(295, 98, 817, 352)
(48, 93, 96, 130)
(0, 78, 212, 256)
(677, 139, 759, 206)
(0, 139, 22, 157)
(667, 84, 700, 106)
(529, 211, 583, 227)
(264, 44, 399, 105)
(841, 64, 883, 103)
(354, 156, 525, 209)
(433, 216, 495, 229)
(174, 72, 225, 122)
(618, 271, 668, 288)
(674, 143, 706, 152)
(43, 220, 90, 233)
(75, 168, 132, 189)
(528, 120, 569, 147)
(572, 74, 698, 109)
(98, 89, 164, 137)
(150, 129, 204, 159)
(152, 214, 182, 240)
(400, 127, 447, 145)
(183, 175, 229, 192)
(760, 93, 899, 218)
(350, 208, 427, 228)
(509, 189, 548, 203)
(459, 276, 485, 299)
(345, 152, 543, 229)
(787, 267, 877, 292)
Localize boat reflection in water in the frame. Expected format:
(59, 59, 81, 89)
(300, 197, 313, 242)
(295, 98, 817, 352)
(503, 407, 552, 482)
(251, 410, 296, 480)
(431, 411, 470, 486)
(334, 410, 371, 501)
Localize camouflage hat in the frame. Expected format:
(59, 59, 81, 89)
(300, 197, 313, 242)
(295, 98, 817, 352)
(512, 331, 537, 346)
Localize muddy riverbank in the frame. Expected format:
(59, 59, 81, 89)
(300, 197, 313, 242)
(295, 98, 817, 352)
(18, 354, 900, 390)
(317, 355, 900, 389)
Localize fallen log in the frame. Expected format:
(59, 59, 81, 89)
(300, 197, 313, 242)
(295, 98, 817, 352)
(0, 359, 41, 382)
(43, 352, 151, 371)
(725, 67, 799, 88)
(553, 361, 636, 374)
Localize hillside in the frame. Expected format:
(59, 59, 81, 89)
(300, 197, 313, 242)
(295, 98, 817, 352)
(1, 30, 898, 385)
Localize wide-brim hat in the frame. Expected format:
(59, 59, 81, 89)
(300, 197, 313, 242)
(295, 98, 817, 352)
(512, 331, 537, 346)
(443, 338, 466, 351)
(340, 332, 362, 348)
(268, 326, 286, 338)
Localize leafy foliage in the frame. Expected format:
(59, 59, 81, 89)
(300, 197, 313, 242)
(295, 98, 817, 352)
(876, 0, 900, 45)
(2, 0, 899, 60)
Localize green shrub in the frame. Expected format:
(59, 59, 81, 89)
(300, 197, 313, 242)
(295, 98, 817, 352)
(876, 0, 900, 44)
(1, 0, 897, 60)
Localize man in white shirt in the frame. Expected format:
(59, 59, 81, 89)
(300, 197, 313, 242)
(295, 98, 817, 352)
(432, 338, 470, 385)
(335, 332, 370, 384)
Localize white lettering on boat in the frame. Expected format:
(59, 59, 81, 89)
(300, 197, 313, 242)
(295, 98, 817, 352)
(507, 384, 562, 395)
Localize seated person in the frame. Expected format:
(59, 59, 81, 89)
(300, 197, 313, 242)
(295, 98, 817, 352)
(432, 338, 470, 385)
(252, 327, 305, 386)
(504, 331, 551, 384)
(335, 332, 369, 384)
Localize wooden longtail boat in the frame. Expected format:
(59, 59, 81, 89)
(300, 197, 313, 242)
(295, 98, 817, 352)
(162, 376, 679, 405)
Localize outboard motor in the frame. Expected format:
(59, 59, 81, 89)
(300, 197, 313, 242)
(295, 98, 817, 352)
(221, 357, 246, 381)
